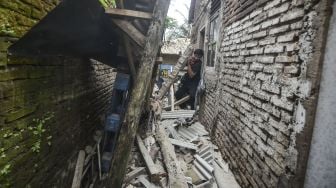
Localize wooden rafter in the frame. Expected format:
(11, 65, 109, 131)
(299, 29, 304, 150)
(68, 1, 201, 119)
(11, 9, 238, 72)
(115, 0, 137, 82)
(112, 18, 145, 47)
(106, 8, 153, 19)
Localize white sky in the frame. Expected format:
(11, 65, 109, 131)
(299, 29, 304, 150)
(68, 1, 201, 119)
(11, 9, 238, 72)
(167, 0, 191, 25)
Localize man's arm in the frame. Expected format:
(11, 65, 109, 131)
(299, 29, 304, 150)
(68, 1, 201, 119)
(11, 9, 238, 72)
(187, 63, 196, 78)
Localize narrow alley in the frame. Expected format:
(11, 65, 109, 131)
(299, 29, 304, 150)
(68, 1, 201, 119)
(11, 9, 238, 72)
(0, 0, 336, 188)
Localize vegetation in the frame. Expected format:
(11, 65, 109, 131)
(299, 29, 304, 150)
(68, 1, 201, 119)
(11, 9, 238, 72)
(164, 2, 191, 42)
(99, 0, 116, 8)
(29, 112, 55, 153)
(164, 16, 191, 41)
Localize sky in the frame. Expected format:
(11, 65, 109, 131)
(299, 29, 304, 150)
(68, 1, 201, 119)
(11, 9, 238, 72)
(167, 0, 191, 25)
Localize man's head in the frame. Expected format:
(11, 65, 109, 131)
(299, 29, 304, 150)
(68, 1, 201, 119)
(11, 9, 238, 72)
(193, 49, 204, 58)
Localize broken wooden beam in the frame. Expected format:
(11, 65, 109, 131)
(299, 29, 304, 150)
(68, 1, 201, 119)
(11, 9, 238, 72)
(138, 175, 157, 188)
(112, 19, 145, 47)
(156, 123, 188, 188)
(164, 95, 191, 110)
(106, 8, 153, 19)
(115, 1, 137, 81)
(136, 135, 162, 181)
(124, 167, 146, 184)
(71, 150, 86, 188)
(107, 0, 171, 187)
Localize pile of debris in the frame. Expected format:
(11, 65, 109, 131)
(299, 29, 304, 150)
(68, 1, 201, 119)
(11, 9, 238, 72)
(122, 111, 240, 188)
(71, 131, 103, 188)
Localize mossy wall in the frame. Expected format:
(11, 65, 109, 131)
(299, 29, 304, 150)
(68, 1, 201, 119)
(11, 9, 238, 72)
(0, 1, 116, 187)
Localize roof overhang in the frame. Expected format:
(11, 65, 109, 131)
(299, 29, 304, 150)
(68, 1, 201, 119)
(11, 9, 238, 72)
(8, 0, 120, 66)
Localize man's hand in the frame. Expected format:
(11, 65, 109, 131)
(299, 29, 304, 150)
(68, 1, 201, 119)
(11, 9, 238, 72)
(188, 57, 196, 65)
(187, 61, 196, 78)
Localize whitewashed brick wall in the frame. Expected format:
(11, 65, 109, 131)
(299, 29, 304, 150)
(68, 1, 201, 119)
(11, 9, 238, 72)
(199, 0, 328, 187)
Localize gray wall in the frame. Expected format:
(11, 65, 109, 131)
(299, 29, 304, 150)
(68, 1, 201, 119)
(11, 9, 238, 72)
(304, 1, 336, 188)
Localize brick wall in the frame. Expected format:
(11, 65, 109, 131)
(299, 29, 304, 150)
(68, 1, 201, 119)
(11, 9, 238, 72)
(0, 1, 116, 187)
(199, 0, 330, 187)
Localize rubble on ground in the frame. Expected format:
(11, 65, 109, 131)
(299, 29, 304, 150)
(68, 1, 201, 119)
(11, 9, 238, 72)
(122, 112, 240, 188)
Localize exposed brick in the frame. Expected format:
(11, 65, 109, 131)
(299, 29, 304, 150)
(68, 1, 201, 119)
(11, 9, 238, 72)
(253, 30, 267, 39)
(246, 41, 258, 48)
(275, 55, 299, 63)
(261, 18, 279, 29)
(250, 48, 264, 55)
(248, 25, 261, 33)
(280, 9, 304, 22)
(261, 82, 280, 94)
(264, 44, 284, 53)
(256, 72, 273, 82)
(284, 65, 300, 74)
(263, 64, 283, 74)
(277, 32, 297, 43)
(259, 37, 276, 46)
(268, 3, 290, 17)
(270, 96, 294, 111)
(258, 56, 275, 63)
(250, 9, 263, 18)
(269, 25, 289, 35)
(250, 62, 264, 71)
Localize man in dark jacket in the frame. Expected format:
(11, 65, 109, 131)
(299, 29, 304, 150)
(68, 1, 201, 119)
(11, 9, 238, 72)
(175, 49, 204, 110)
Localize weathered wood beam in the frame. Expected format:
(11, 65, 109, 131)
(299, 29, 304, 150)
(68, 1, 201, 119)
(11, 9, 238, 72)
(124, 167, 146, 184)
(136, 135, 162, 181)
(164, 95, 191, 110)
(106, 8, 153, 19)
(112, 18, 145, 47)
(156, 45, 193, 99)
(115, 1, 137, 81)
(156, 122, 188, 187)
(107, 0, 171, 187)
(71, 150, 86, 188)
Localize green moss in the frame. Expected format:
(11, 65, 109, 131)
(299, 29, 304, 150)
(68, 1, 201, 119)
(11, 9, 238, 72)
(0, 40, 11, 52)
(0, 52, 6, 66)
(4, 105, 37, 123)
(7, 56, 40, 65)
(0, 68, 29, 81)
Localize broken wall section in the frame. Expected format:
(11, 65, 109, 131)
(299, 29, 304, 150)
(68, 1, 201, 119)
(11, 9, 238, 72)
(0, 1, 116, 187)
(199, 0, 331, 187)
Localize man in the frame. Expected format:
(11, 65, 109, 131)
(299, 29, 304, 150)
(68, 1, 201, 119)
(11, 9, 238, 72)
(175, 49, 204, 110)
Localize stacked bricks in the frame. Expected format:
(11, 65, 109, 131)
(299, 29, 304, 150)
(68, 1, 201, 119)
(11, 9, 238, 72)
(0, 1, 116, 187)
(199, 0, 317, 187)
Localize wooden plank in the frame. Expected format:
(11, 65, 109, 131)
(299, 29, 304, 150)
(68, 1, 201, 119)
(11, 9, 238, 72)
(112, 19, 145, 47)
(156, 123, 188, 188)
(164, 95, 190, 110)
(170, 85, 175, 111)
(116, 1, 137, 81)
(71, 150, 86, 188)
(136, 135, 161, 180)
(169, 138, 198, 150)
(107, 0, 171, 186)
(106, 8, 153, 19)
(124, 167, 146, 183)
(138, 175, 158, 188)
